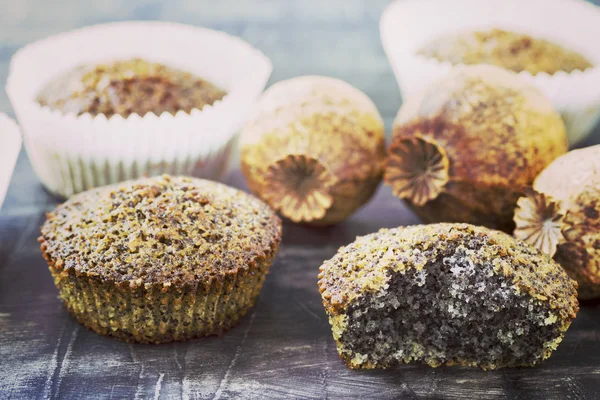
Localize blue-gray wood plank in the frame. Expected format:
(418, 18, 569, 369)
(1, 1, 600, 399)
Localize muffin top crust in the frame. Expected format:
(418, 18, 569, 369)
(40, 175, 281, 286)
(36, 58, 227, 118)
(418, 29, 593, 75)
(318, 223, 578, 317)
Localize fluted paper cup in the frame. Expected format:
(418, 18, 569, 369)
(0, 114, 22, 209)
(7, 21, 272, 198)
(381, 0, 600, 144)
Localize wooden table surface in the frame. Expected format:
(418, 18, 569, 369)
(1, 1, 600, 399)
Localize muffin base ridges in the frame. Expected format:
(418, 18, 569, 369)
(44, 245, 274, 344)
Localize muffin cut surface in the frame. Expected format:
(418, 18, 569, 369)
(318, 223, 578, 369)
(40, 175, 281, 343)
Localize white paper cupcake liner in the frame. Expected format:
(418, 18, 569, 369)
(381, 0, 600, 145)
(6, 21, 272, 198)
(0, 114, 22, 210)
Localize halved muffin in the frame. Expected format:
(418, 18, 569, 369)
(318, 223, 578, 369)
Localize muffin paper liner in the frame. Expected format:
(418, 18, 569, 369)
(47, 258, 271, 343)
(0, 114, 22, 210)
(7, 21, 272, 198)
(380, 0, 600, 144)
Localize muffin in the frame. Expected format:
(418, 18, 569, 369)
(37, 58, 227, 118)
(418, 29, 593, 75)
(385, 64, 567, 232)
(240, 76, 386, 225)
(7, 21, 272, 198)
(380, 0, 600, 145)
(514, 146, 600, 299)
(318, 223, 578, 370)
(39, 175, 281, 343)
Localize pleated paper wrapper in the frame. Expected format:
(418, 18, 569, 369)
(7, 21, 272, 198)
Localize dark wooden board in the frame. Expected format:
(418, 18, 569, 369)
(2, 156, 600, 400)
(1, 1, 600, 399)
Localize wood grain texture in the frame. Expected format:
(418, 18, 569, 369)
(1, 1, 600, 399)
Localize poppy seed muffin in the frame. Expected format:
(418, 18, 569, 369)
(39, 175, 281, 343)
(36, 58, 227, 118)
(418, 29, 593, 75)
(318, 223, 578, 370)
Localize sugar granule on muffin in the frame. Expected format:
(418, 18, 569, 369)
(318, 223, 578, 370)
(36, 58, 227, 118)
(39, 175, 281, 343)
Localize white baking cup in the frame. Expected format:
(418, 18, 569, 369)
(381, 0, 600, 145)
(0, 114, 22, 210)
(6, 21, 272, 198)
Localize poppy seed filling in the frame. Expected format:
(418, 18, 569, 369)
(342, 245, 563, 369)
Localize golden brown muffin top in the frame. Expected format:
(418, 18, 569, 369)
(318, 223, 578, 320)
(418, 29, 593, 75)
(40, 175, 281, 287)
(36, 58, 227, 118)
